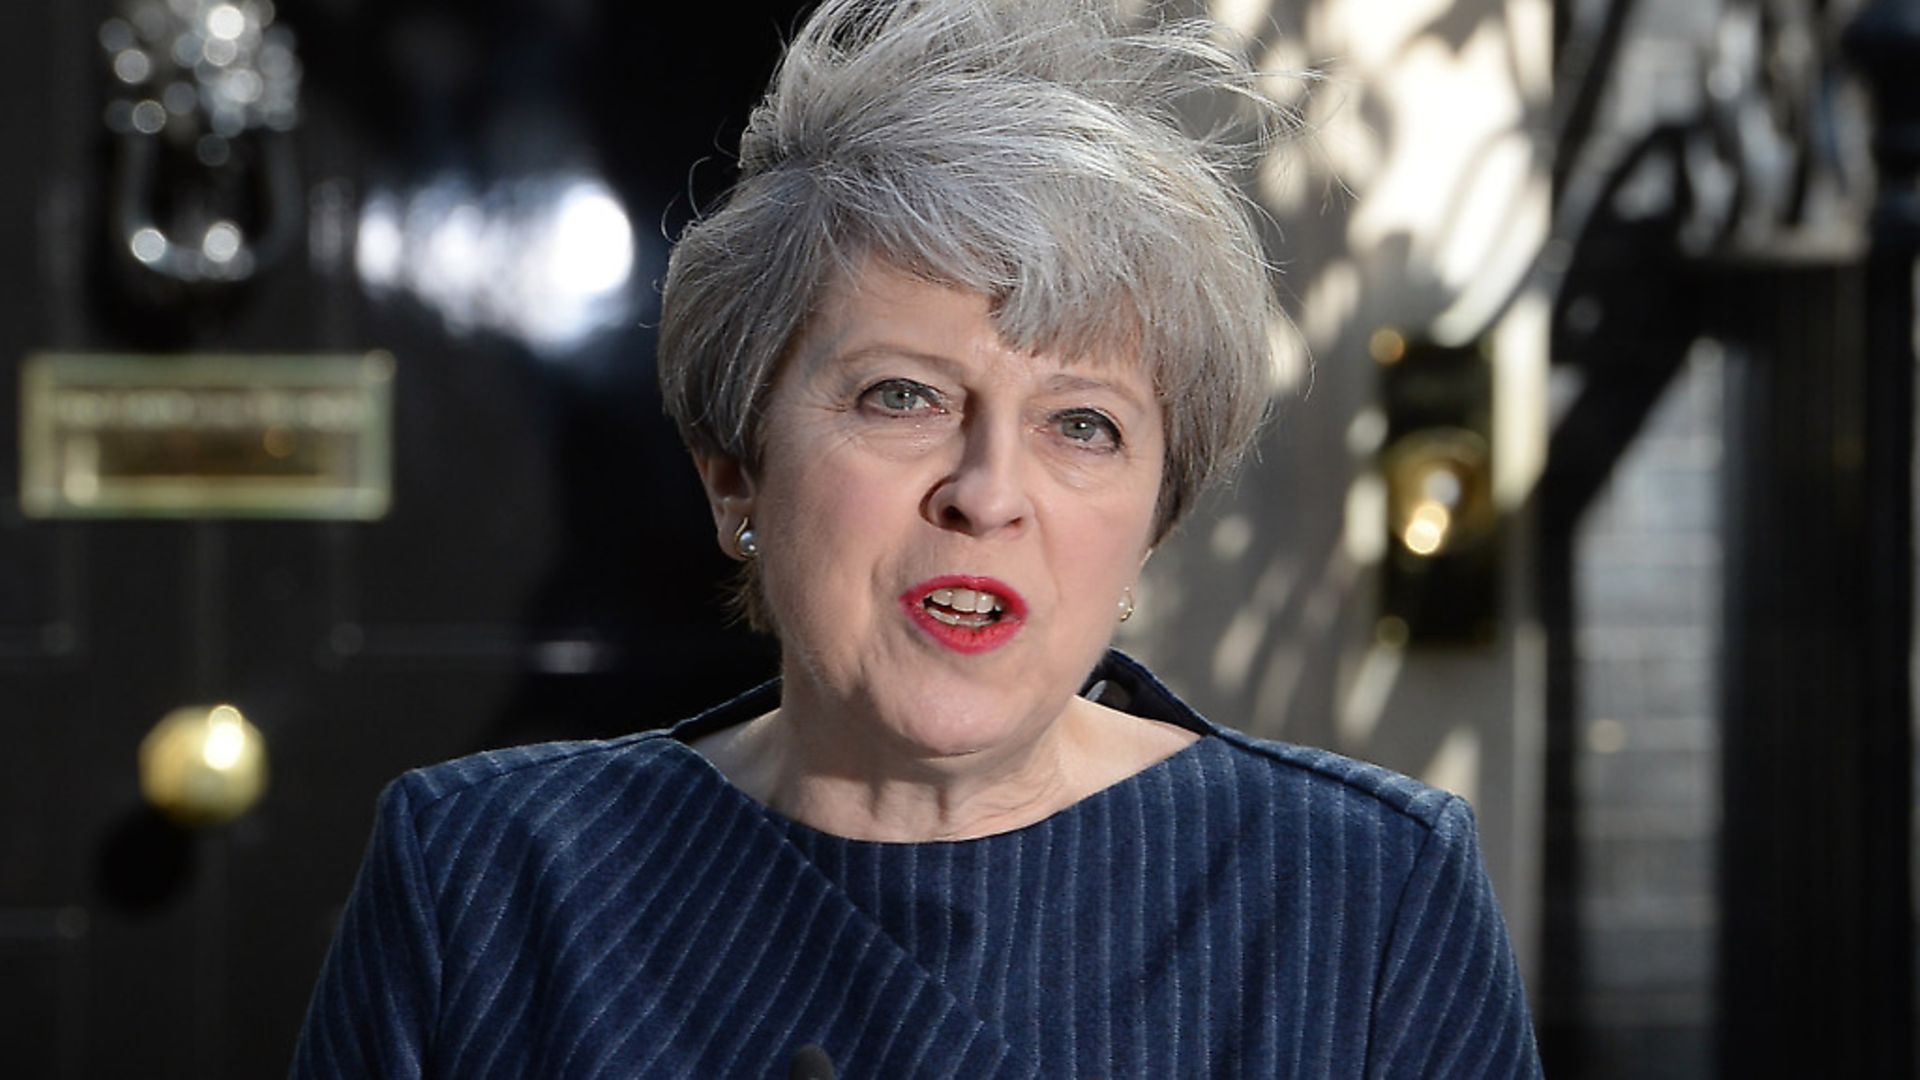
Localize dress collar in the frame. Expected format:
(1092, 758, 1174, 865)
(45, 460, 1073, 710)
(666, 648, 1217, 743)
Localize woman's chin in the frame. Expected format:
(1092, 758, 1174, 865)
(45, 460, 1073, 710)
(871, 700, 1062, 766)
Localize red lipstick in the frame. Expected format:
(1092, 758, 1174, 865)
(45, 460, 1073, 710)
(900, 575, 1027, 654)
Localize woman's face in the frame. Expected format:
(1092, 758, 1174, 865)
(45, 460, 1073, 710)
(712, 261, 1165, 763)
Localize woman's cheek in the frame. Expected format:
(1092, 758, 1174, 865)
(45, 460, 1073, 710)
(847, 417, 952, 461)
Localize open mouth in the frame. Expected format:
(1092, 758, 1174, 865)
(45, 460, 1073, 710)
(901, 576, 1027, 653)
(921, 586, 1008, 628)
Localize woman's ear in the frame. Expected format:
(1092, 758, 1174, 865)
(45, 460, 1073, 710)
(693, 455, 757, 558)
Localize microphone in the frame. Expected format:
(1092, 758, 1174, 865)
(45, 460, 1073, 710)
(788, 1043, 837, 1080)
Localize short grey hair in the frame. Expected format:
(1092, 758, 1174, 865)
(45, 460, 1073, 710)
(659, 0, 1285, 540)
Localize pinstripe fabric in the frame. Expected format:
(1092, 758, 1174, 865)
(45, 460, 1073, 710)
(292, 652, 1541, 1078)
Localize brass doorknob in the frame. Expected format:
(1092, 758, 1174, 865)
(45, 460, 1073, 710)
(1381, 428, 1495, 558)
(139, 704, 268, 826)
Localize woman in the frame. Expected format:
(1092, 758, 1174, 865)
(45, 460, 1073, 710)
(295, 0, 1542, 1076)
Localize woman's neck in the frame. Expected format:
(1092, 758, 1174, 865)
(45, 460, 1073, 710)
(692, 694, 1198, 842)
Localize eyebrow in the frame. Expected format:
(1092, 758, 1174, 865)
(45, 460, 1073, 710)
(1041, 372, 1151, 412)
(828, 344, 957, 373)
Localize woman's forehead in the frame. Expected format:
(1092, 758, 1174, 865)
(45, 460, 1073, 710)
(798, 259, 1155, 387)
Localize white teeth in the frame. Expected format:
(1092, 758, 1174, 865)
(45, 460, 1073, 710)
(922, 584, 1009, 618)
(927, 606, 992, 628)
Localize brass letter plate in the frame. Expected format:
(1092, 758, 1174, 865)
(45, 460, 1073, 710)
(20, 352, 393, 519)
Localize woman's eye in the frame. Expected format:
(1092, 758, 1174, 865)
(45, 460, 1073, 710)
(863, 380, 940, 413)
(1055, 410, 1121, 448)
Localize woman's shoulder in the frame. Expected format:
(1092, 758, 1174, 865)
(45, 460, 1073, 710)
(1104, 650, 1468, 837)
(1203, 728, 1468, 835)
(388, 676, 785, 813)
(383, 729, 689, 820)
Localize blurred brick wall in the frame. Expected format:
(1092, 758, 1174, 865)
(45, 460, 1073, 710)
(1568, 342, 1722, 1076)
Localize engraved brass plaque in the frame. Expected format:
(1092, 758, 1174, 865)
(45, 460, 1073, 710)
(20, 352, 393, 519)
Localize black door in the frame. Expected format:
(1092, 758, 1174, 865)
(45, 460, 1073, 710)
(1, 2, 792, 1074)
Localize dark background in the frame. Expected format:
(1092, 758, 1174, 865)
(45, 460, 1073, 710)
(0, 1, 794, 1073)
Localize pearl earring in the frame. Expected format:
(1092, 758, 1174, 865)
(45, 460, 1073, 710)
(734, 518, 760, 559)
(1118, 586, 1135, 623)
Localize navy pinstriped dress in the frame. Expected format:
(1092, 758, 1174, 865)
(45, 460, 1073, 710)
(292, 652, 1542, 1077)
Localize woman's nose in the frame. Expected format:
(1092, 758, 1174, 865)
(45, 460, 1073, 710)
(926, 416, 1031, 536)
